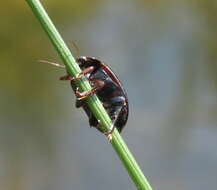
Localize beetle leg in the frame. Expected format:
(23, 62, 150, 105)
(74, 87, 86, 108)
(75, 88, 96, 100)
(104, 105, 123, 141)
(75, 79, 105, 100)
(103, 96, 126, 141)
(59, 66, 95, 82)
(80, 66, 95, 76)
(71, 66, 95, 81)
(59, 73, 82, 81)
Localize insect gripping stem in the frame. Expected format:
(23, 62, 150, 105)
(26, 1, 153, 190)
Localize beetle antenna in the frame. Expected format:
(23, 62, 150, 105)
(70, 40, 80, 57)
(38, 60, 65, 69)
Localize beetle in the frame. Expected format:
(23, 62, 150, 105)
(40, 56, 129, 138)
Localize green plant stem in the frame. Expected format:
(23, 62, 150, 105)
(25, 0, 153, 189)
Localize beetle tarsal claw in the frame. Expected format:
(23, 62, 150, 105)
(106, 133, 113, 142)
(104, 126, 115, 142)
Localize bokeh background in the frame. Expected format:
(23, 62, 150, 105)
(1, 0, 217, 189)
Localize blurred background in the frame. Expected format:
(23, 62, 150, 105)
(1, 0, 217, 189)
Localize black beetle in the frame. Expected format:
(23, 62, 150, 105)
(40, 56, 128, 137)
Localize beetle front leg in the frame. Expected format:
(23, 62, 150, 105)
(60, 66, 95, 82)
(59, 73, 82, 81)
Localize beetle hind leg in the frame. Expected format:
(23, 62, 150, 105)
(104, 106, 123, 142)
(103, 96, 126, 141)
